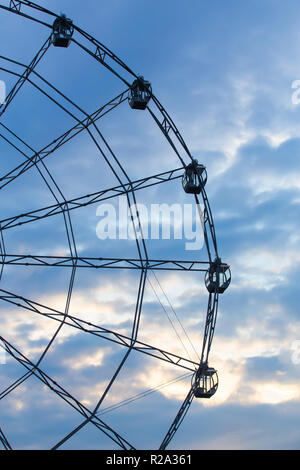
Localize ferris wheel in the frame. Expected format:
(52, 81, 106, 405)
(0, 1, 231, 450)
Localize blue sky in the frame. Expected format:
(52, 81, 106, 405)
(1, 0, 300, 450)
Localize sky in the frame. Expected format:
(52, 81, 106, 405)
(0, 0, 300, 450)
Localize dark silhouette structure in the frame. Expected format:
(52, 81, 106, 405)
(0, 0, 230, 451)
(51, 14, 74, 48)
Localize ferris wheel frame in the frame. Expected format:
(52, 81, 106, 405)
(0, 0, 230, 450)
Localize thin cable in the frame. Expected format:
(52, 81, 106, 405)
(147, 275, 196, 367)
(97, 372, 192, 417)
(151, 269, 201, 363)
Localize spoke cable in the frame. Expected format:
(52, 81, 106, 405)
(151, 269, 201, 363)
(96, 371, 192, 417)
(147, 274, 196, 368)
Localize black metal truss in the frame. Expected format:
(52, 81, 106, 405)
(146, 97, 194, 168)
(0, 1, 230, 450)
(0, 64, 86, 123)
(0, 25, 84, 424)
(51, 266, 148, 450)
(8, 0, 55, 16)
(159, 292, 219, 450)
(2, 1, 136, 85)
(150, 95, 192, 158)
(145, 104, 218, 264)
(0, 167, 183, 230)
(0, 17, 150, 451)
(0, 1, 218, 270)
(0, 53, 113, 124)
(0, 89, 128, 190)
(200, 293, 219, 365)
(0, 254, 208, 272)
(0, 36, 51, 117)
(0, 288, 199, 373)
(159, 387, 194, 450)
(195, 192, 218, 263)
(0, 224, 5, 281)
(9, 1, 21, 12)
(0, 52, 149, 291)
(0, 2, 52, 28)
(0, 335, 135, 450)
(0, 426, 12, 450)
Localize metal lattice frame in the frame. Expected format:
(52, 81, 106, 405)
(0, 1, 230, 450)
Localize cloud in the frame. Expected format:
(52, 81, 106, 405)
(2, 0, 300, 450)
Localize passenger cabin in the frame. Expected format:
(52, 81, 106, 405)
(182, 160, 207, 194)
(194, 366, 218, 399)
(52, 15, 74, 48)
(205, 258, 231, 294)
(128, 77, 152, 110)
